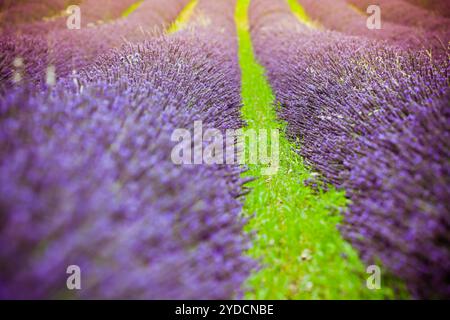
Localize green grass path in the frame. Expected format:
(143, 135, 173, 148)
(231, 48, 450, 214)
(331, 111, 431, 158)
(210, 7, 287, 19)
(235, 0, 396, 299)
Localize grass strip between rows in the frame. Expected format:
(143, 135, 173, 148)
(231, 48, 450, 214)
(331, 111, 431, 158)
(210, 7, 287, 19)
(122, 0, 144, 18)
(167, 0, 199, 34)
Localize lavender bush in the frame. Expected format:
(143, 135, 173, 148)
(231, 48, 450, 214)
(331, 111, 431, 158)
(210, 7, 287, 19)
(0, 83, 251, 299)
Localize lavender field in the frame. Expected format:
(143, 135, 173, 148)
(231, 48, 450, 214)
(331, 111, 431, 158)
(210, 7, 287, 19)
(0, 0, 449, 300)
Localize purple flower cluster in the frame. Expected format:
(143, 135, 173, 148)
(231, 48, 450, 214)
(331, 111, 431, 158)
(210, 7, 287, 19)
(0, 0, 254, 299)
(343, 94, 450, 299)
(250, 0, 450, 298)
(72, 0, 139, 23)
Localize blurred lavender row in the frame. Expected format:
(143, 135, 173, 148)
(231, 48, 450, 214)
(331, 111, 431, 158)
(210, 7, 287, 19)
(1, 0, 136, 34)
(0, 0, 254, 299)
(346, 0, 450, 34)
(250, 0, 449, 298)
(296, 0, 449, 57)
(404, 0, 450, 18)
(0, 0, 190, 90)
(0, 0, 80, 27)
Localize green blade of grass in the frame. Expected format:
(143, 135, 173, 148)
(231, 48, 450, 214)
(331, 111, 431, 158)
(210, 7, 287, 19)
(286, 0, 319, 28)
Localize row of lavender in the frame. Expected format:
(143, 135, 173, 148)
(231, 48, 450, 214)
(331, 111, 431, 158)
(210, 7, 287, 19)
(0, 0, 138, 31)
(297, 0, 449, 58)
(404, 0, 450, 18)
(346, 0, 450, 34)
(0, 0, 255, 299)
(0, 0, 79, 26)
(1, 0, 138, 33)
(250, 0, 449, 298)
(0, 0, 186, 90)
